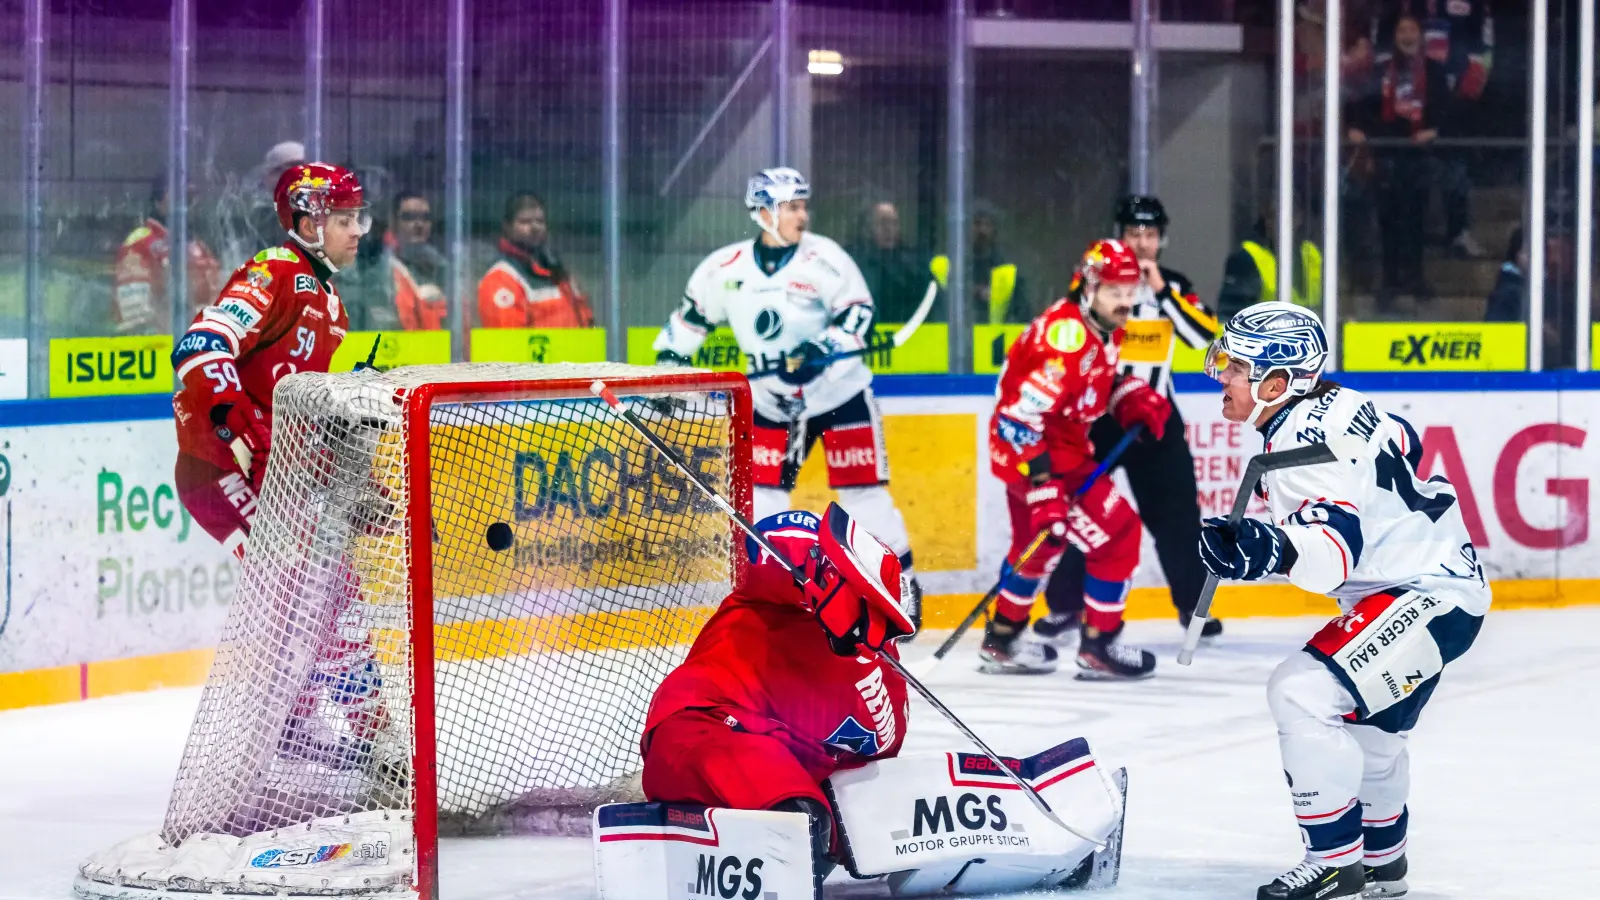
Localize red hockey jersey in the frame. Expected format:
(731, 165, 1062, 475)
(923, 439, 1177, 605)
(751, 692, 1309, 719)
(172, 242, 349, 470)
(644, 582, 910, 783)
(989, 300, 1123, 486)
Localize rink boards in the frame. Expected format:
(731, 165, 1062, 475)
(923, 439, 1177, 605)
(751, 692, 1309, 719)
(1, 370, 1597, 709)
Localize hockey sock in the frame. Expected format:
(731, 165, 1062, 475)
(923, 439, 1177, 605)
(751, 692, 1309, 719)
(1082, 575, 1130, 634)
(1362, 806, 1408, 865)
(995, 565, 1040, 622)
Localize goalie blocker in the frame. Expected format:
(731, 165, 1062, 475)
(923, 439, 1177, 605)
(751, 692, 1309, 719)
(593, 738, 1127, 900)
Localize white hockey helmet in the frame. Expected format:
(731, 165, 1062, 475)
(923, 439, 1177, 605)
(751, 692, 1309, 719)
(1206, 301, 1329, 419)
(746, 167, 810, 244)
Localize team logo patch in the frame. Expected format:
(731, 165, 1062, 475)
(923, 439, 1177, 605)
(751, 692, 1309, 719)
(245, 264, 273, 289)
(327, 290, 341, 319)
(294, 273, 318, 295)
(754, 308, 783, 340)
(493, 287, 516, 309)
(823, 715, 881, 757)
(1046, 319, 1086, 353)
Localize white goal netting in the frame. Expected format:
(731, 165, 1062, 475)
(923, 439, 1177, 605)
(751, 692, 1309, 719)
(77, 363, 745, 899)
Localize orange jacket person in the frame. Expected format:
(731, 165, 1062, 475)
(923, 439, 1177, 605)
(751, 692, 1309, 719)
(477, 192, 594, 328)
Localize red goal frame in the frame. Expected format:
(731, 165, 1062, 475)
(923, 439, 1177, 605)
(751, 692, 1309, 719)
(399, 372, 753, 899)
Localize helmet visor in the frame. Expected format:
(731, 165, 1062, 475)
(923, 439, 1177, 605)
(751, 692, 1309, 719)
(327, 209, 374, 236)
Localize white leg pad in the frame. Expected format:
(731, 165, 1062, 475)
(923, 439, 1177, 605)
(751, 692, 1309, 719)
(593, 803, 813, 900)
(826, 738, 1122, 897)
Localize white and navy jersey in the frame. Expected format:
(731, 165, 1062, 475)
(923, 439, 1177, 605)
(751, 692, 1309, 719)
(1116, 267, 1218, 396)
(1257, 385, 1490, 615)
(654, 231, 874, 422)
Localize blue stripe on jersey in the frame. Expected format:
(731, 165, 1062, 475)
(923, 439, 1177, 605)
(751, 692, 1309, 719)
(171, 329, 234, 368)
(1288, 502, 1365, 569)
(1387, 412, 1425, 469)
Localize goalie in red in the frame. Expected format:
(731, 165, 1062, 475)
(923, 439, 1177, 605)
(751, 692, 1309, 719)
(982, 239, 1172, 679)
(170, 162, 368, 559)
(639, 505, 915, 898)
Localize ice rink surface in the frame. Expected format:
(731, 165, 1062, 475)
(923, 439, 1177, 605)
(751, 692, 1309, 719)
(4, 608, 1598, 900)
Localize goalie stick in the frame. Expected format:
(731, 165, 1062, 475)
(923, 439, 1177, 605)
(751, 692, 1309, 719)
(749, 279, 938, 380)
(1176, 436, 1368, 666)
(910, 423, 1144, 679)
(590, 378, 1111, 850)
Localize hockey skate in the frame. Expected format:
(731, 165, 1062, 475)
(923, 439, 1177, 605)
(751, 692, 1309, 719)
(977, 615, 1059, 674)
(1075, 624, 1155, 680)
(1257, 859, 1365, 900)
(1030, 611, 1081, 652)
(1362, 855, 1409, 898)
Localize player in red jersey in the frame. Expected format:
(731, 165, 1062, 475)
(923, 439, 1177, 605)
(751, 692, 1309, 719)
(982, 239, 1172, 679)
(170, 163, 368, 559)
(642, 505, 916, 897)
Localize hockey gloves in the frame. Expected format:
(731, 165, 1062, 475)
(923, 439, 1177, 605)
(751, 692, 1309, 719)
(805, 502, 917, 655)
(777, 340, 831, 386)
(1023, 481, 1071, 540)
(1108, 377, 1170, 440)
(1198, 516, 1288, 581)
(214, 398, 273, 492)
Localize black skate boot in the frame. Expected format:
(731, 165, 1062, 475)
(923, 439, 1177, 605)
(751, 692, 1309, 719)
(1076, 624, 1156, 680)
(1030, 611, 1081, 652)
(1179, 611, 1224, 639)
(978, 614, 1059, 674)
(1257, 859, 1365, 900)
(1362, 855, 1408, 898)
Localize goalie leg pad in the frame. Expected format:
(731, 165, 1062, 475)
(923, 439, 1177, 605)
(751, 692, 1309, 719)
(825, 738, 1123, 897)
(593, 803, 814, 900)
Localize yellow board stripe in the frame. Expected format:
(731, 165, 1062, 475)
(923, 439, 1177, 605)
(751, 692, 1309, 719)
(2, 580, 1594, 711)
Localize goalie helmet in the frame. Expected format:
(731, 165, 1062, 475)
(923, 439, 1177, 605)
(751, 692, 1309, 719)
(274, 163, 372, 262)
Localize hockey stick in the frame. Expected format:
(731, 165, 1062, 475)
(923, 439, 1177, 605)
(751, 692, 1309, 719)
(911, 423, 1144, 678)
(749, 279, 939, 380)
(1176, 436, 1367, 666)
(590, 378, 1108, 849)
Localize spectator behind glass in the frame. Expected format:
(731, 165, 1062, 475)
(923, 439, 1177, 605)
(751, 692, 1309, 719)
(113, 175, 221, 335)
(1372, 0, 1494, 258)
(386, 191, 449, 330)
(477, 193, 594, 328)
(1483, 226, 1525, 323)
(1347, 12, 1451, 310)
(846, 202, 928, 324)
(930, 205, 1027, 325)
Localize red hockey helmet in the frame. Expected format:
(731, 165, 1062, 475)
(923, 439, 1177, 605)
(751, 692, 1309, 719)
(273, 163, 370, 237)
(1078, 238, 1141, 288)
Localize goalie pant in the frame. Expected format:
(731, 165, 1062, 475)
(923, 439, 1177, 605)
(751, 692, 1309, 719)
(641, 589, 910, 831)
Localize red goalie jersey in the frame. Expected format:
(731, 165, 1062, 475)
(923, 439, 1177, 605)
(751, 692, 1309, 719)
(642, 509, 911, 813)
(988, 300, 1125, 486)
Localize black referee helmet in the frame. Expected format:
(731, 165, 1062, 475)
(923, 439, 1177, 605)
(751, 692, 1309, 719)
(1113, 194, 1169, 235)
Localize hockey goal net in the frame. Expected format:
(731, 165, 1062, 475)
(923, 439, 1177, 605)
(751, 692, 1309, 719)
(76, 363, 752, 900)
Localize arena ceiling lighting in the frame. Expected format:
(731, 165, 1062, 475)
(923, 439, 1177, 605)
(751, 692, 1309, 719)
(807, 49, 844, 76)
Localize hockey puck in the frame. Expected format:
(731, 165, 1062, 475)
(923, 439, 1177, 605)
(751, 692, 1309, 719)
(485, 522, 514, 552)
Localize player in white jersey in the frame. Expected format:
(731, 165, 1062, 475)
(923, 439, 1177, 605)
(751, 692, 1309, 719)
(1196, 302, 1488, 900)
(653, 167, 921, 617)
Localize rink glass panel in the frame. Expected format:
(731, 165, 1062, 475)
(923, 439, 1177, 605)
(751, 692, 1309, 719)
(159, 365, 746, 851)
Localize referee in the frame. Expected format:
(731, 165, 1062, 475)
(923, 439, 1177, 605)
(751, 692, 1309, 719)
(1035, 195, 1224, 646)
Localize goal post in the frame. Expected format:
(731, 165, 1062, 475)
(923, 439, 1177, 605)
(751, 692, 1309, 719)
(76, 363, 753, 900)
